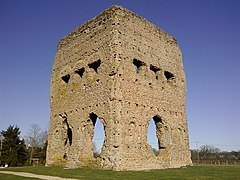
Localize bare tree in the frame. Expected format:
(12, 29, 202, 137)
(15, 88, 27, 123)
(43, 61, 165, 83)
(25, 124, 48, 165)
(199, 145, 220, 160)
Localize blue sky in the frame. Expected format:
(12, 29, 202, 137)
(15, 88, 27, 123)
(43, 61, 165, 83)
(1, 0, 240, 151)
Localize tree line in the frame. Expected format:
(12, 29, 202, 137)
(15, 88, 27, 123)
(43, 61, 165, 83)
(0, 124, 47, 167)
(191, 145, 240, 165)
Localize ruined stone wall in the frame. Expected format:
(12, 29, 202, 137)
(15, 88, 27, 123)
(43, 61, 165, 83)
(46, 5, 192, 170)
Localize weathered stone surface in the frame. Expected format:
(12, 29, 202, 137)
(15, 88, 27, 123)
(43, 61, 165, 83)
(46, 5, 192, 171)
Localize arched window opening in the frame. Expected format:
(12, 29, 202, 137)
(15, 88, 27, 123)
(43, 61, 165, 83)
(88, 59, 101, 73)
(164, 71, 174, 81)
(62, 119, 72, 146)
(150, 64, 161, 80)
(133, 59, 145, 73)
(59, 113, 72, 146)
(61, 74, 70, 83)
(75, 67, 85, 78)
(147, 118, 159, 156)
(90, 113, 105, 157)
(150, 64, 161, 73)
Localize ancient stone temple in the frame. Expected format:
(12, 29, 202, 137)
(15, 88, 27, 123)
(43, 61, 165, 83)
(46, 5, 192, 170)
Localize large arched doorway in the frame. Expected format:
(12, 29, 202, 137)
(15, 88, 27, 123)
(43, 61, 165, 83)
(147, 115, 162, 155)
(90, 113, 105, 157)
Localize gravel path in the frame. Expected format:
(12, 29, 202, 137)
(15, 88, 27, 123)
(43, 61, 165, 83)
(0, 171, 80, 180)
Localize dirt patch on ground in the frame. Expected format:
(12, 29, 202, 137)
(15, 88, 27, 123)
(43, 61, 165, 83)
(0, 170, 79, 180)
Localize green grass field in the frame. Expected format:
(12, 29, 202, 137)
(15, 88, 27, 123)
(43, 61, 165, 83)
(0, 165, 240, 180)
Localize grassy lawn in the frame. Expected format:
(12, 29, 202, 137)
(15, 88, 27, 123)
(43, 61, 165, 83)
(0, 165, 240, 180)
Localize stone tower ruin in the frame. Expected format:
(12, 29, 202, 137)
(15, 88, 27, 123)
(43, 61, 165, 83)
(46, 5, 192, 170)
